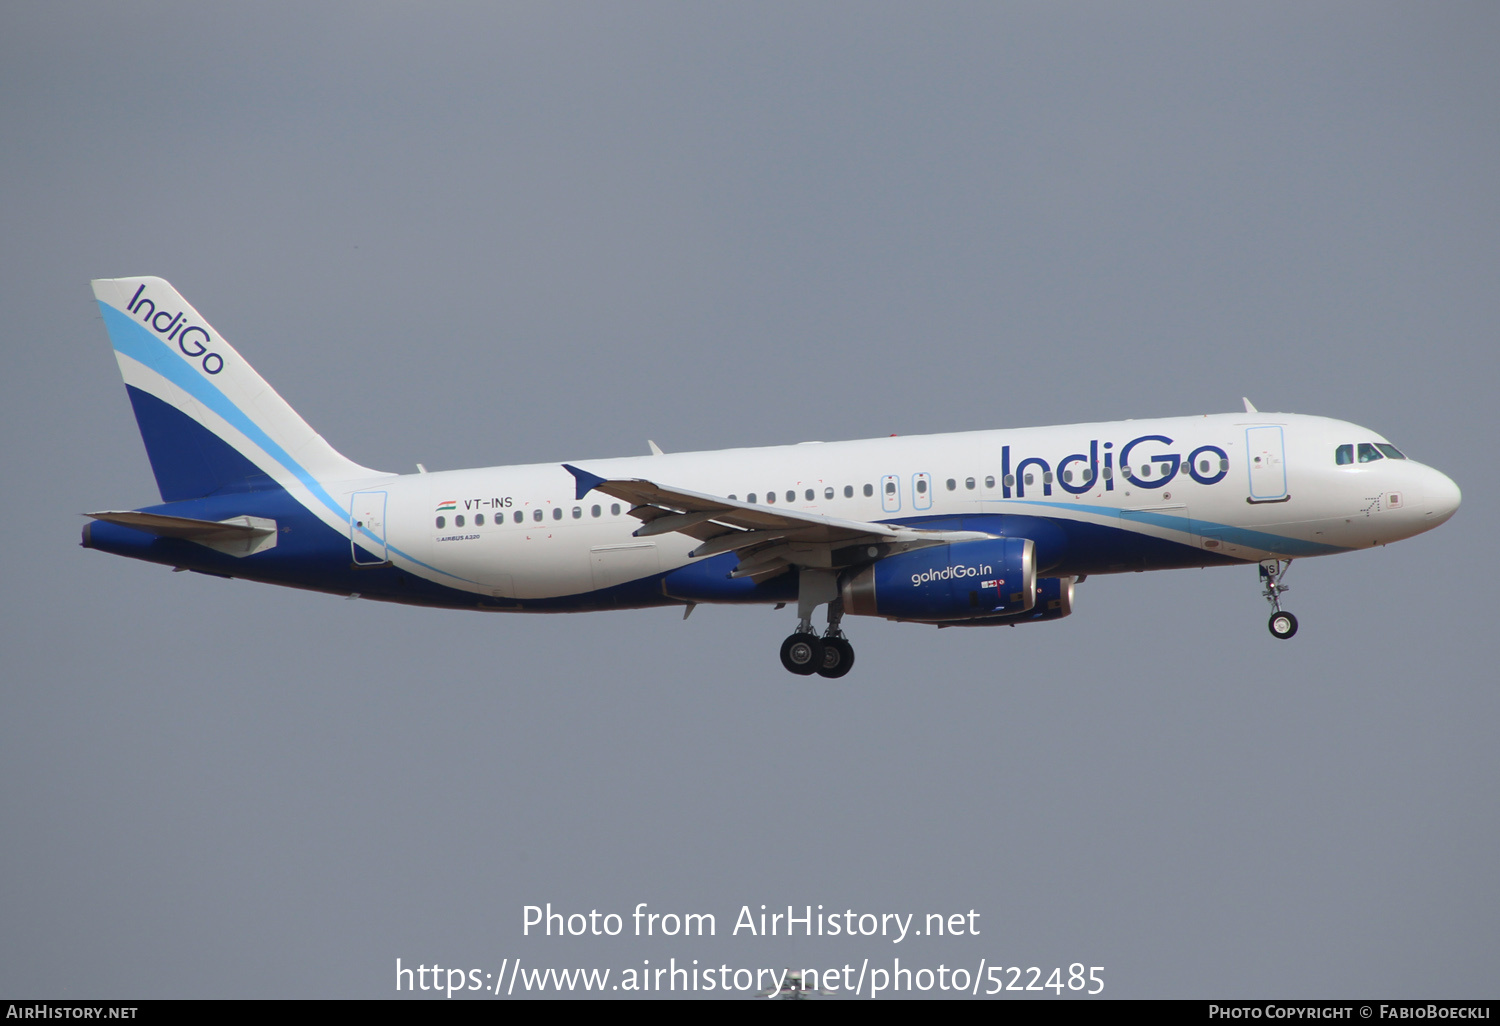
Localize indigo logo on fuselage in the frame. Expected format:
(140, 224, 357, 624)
(125, 284, 224, 375)
(1000, 436, 1231, 498)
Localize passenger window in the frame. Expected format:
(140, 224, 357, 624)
(1062, 469, 1073, 483)
(1004, 474, 1015, 488)
(966, 477, 976, 490)
(803, 489, 813, 501)
(552, 507, 562, 520)
(787, 490, 796, 502)
(946, 478, 956, 491)
(824, 487, 834, 499)
(1102, 467, 1112, 480)
(455, 514, 465, 527)
(475, 513, 485, 526)
(1043, 472, 1053, 484)
(844, 485, 854, 498)
(572, 507, 582, 519)
(885, 481, 896, 495)
(1139, 465, 1152, 478)
(1376, 444, 1406, 460)
(916, 479, 927, 495)
(1358, 443, 1383, 463)
(863, 484, 873, 497)
(1335, 444, 1353, 466)
(1024, 472, 1034, 486)
(514, 510, 524, 523)
(747, 493, 757, 504)
(435, 516, 445, 529)
(984, 476, 995, 489)
(532, 509, 543, 522)
(591, 505, 601, 518)
(611, 503, 621, 516)
(1220, 459, 1229, 472)
(1082, 468, 1093, 482)
(766, 491, 776, 504)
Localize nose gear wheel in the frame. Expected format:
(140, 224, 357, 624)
(1259, 559, 1298, 640)
(1269, 611, 1298, 639)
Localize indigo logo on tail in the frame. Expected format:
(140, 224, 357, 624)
(125, 284, 224, 375)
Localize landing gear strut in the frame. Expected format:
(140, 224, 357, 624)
(1260, 559, 1298, 640)
(779, 570, 856, 677)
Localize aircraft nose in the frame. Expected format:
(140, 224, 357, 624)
(1422, 468, 1461, 525)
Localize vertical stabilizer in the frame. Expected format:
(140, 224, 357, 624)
(91, 276, 388, 508)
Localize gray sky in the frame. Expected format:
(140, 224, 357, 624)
(2, 2, 1496, 999)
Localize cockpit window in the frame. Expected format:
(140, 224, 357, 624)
(1375, 443, 1406, 460)
(1357, 443, 1383, 463)
(1335, 444, 1353, 465)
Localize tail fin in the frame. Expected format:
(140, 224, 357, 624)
(91, 276, 387, 504)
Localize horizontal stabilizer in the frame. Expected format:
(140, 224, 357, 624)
(84, 511, 278, 557)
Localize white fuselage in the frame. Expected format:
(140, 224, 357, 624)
(349, 412, 1459, 602)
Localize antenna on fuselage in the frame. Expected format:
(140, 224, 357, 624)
(1242, 397, 1258, 413)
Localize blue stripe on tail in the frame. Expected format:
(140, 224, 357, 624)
(125, 385, 277, 501)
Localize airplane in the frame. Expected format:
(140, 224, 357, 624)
(82, 276, 1462, 677)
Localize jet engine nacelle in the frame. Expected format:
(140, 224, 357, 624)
(841, 538, 1035, 623)
(943, 575, 1076, 627)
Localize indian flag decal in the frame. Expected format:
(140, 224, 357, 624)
(436, 500, 457, 511)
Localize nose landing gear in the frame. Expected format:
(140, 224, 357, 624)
(1260, 559, 1298, 639)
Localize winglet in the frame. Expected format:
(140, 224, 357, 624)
(1242, 397, 1258, 413)
(563, 464, 608, 500)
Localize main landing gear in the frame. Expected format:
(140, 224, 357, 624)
(779, 622, 856, 678)
(1260, 559, 1298, 640)
(779, 570, 856, 678)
